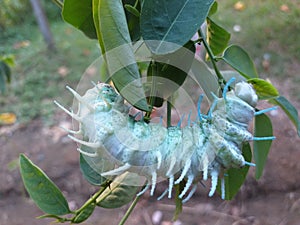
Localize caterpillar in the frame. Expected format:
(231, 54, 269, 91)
(54, 78, 275, 202)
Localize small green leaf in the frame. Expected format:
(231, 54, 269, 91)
(123, 0, 141, 41)
(222, 45, 258, 79)
(97, 0, 149, 111)
(72, 203, 96, 223)
(96, 172, 140, 208)
(140, 0, 214, 54)
(254, 114, 274, 179)
(62, 0, 97, 39)
(218, 143, 252, 200)
(206, 17, 231, 58)
(247, 78, 279, 99)
(190, 58, 219, 102)
(19, 154, 71, 215)
(80, 153, 107, 186)
(124, 4, 140, 17)
(208, 1, 218, 16)
(270, 96, 300, 137)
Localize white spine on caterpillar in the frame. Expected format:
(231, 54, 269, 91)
(55, 78, 275, 202)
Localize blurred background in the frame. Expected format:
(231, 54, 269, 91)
(0, 0, 299, 224)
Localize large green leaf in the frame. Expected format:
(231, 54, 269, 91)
(96, 172, 140, 208)
(62, 0, 97, 39)
(222, 45, 259, 79)
(254, 113, 273, 179)
(206, 17, 231, 58)
(96, 0, 149, 111)
(270, 96, 300, 137)
(147, 40, 196, 106)
(217, 143, 252, 200)
(19, 154, 71, 215)
(190, 58, 219, 102)
(80, 153, 107, 186)
(140, 0, 214, 55)
(247, 78, 279, 100)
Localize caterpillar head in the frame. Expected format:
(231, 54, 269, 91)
(235, 82, 258, 107)
(217, 82, 258, 127)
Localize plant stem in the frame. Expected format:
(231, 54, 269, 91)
(118, 195, 141, 225)
(145, 62, 157, 122)
(167, 97, 172, 127)
(52, 0, 63, 8)
(76, 181, 111, 213)
(198, 29, 225, 86)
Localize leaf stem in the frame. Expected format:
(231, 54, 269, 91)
(167, 97, 172, 127)
(52, 0, 63, 8)
(198, 29, 225, 86)
(76, 180, 112, 213)
(118, 194, 141, 225)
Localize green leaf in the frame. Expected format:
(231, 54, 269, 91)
(222, 45, 259, 79)
(206, 17, 231, 58)
(19, 154, 71, 215)
(0, 61, 11, 93)
(270, 96, 300, 137)
(190, 58, 219, 102)
(140, 0, 214, 55)
(72, 203, 96, 223)
(124, 4, 140, 17)
(62, 0, 97, 39)
(208, 1, 218, 16)
(247, 78, 279, 99)
(96, 0, 149, 111)
(147, 40, 196, 106)
(218, 143, 252, 200)
(254, 114, 274, 179)
(0, 54, 15, 67)
(96, 172, 140, 208)
(80, 153, 107, 186)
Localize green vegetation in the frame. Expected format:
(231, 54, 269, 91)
(0, 21, 99, 124)
(0, 0, 299, 124)
(214, 0, 300, 76)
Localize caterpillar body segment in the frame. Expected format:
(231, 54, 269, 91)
(56, 80, 275, 201)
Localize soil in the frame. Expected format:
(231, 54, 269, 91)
(0, 77, 300, 225)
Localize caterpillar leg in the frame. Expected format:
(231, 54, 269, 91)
(174, 159, 191, 184)
(157, 189, 168, 201)
(137, 183, 149, 196)
(166, 156, 177, 177)
(68, 135, 102, 148)
(252, 136, 276, 141)
(66, 86, 94, 112)
(254, 106, 278, 116)
(76, 148, 98, 157)
(222, 77, 236, 100)
(101, 163, 131, 176)
(54, 100, 82, 122)
(150, 171, 157, 196)
(182, 184, 197, 203)
(208, 170, 219, 197)
(179, 174, 194, 199)
(221, 177, 225, 200)
(197, 94, 204, 122)
(168, 175, 174, 198)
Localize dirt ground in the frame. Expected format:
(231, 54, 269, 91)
(0, 77, 300, 225)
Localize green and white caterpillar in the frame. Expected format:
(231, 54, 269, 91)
(55, 78, 275, 202)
